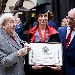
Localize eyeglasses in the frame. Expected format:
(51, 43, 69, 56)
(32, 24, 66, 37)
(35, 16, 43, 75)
(66, 16, 75, 21)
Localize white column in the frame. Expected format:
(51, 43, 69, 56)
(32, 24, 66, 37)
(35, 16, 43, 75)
(4, 0, 18, 12)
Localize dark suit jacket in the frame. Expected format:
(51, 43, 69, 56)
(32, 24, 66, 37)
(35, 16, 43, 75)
(58, 26, 75, 75)
(15, 22, 25, 40)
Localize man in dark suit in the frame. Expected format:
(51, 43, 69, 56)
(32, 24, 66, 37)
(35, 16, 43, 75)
(58, 8, 75, 75)
(15, 18, 25, 40)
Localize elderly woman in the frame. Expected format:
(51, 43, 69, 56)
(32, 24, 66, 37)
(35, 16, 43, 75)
(0, 13, 31, 75)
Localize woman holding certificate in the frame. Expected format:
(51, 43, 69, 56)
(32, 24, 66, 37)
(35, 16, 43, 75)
(25, 3, 63, 75)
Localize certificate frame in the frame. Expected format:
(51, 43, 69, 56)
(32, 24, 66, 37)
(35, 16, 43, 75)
(29, 42, 63, 66)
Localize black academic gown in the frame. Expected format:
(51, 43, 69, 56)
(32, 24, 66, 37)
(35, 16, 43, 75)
(25, 25, 63, 75)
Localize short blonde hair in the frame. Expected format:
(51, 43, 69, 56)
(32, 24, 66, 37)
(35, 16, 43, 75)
(0, 13, 14, 28)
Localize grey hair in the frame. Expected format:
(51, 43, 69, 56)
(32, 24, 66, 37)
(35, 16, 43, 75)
(68, 8, 75, 15)
(0, 13, 14, 28)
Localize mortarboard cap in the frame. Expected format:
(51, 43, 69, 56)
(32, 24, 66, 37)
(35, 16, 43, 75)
(30, 3, 50, 15)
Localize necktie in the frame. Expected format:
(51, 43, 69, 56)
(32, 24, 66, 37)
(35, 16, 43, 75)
(10, 36, 17, 43)
(66, 29, 73, 48)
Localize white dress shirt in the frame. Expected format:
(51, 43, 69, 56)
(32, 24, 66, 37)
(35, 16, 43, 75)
(66, 26, 75, 45)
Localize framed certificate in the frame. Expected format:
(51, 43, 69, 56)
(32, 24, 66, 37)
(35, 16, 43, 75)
(29, 42, 63, 66)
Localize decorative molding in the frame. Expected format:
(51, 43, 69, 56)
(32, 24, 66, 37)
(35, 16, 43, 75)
(29, 0, 37, 6)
